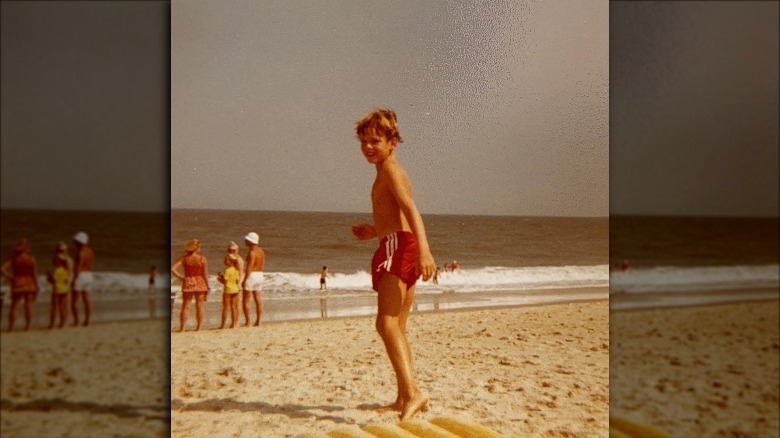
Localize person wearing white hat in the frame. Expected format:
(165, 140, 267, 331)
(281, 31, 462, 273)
(242, 231, 266, 326)
(71, 231, 95, 326)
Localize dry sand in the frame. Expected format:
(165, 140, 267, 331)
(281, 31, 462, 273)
(171, 300, 609, 437)
(610, 300, 780, 437)
(0, 319, 169, 437)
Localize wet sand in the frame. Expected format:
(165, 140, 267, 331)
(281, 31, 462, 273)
(0, 319, 169, 437)
(610, 299, 780, 437)
(171, 299, 609, 437)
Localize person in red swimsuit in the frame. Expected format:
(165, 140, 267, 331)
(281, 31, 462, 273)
(171, 238, 209, 332)
(351, 108, 436, 421)
(1, 238, 40, 331)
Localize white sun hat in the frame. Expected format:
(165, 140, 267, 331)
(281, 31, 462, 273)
(73, 231, 89, 245)
(244, 231, 259, 245)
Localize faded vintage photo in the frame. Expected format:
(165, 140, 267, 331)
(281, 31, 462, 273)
(171, 1, 608, 436)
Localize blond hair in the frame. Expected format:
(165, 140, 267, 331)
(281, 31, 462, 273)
(355, 108, 403, 144)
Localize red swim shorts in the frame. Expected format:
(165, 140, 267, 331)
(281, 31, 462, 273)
(371, 231, 419, 292)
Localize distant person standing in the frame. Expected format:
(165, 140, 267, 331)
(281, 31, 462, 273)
(47, 242, 73, 329)
(217, 253, 241, 329)
(1, 239, 40, 331)
(71, 232, 95, 327)
(171, 239, 210, 331)
(432, 267, 440, 285)
(227, 241, 245, 285)
(320, 265, 329, 290)
(242, 231, 265, 326)
(451, 260, 459, 272)
(148, 265, 157, 290)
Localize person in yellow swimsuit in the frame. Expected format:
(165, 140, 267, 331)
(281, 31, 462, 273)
(47, 246, 72, 329)
(217, 253, 241, 329)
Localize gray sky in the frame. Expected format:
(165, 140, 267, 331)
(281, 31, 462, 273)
(0, 1, 167, 212)
(171, 0, 609, 216)
(610, 1, 779, 217)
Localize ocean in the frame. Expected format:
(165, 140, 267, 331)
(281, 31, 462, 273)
(609, 216, 779, 309)
(1, 209, 170, 325)
(171, 209, 609, 322)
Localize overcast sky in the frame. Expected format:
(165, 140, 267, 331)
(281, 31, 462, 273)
(171, 0, 609, 216)
(610, 1, 779, 217)
(4, 1, 774, 218)
(0, 1, 167, 212)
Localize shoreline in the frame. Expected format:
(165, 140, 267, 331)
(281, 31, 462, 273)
(169, 287, 608, 330)
(610, 285, 779, 311)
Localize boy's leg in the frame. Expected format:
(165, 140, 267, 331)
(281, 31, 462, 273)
(387, 283, 416, 409)
(376, 274, 426, 419)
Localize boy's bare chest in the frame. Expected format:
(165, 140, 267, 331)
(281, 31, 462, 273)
(370, 177, 391, 204)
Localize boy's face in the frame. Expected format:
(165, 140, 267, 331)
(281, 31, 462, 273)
(359, 130, 396, 165)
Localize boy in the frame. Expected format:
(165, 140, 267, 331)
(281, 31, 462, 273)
(351, 108, 435, 420)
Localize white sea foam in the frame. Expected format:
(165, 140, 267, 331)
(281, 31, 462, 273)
(168, 265, 609, 296)
(609, 264, 780, 294)
(0, 272, 171, 297)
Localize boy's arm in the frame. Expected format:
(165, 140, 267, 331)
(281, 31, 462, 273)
(386, 166, 435, 281)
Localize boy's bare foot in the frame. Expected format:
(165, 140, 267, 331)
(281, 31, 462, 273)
(400, 392, 428, 421)
(376, 400, 403, 412)
(253, 320, 260, 326)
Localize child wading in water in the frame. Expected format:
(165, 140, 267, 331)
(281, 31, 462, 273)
(217, 253, 241, 329)
(351, 108, 436, 420)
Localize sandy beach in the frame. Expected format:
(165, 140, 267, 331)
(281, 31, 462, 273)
(0, 319, 169, 437)
(610, 300, 780, 437)
(171, 299, 609, 437)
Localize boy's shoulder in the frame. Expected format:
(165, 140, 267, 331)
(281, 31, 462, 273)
(378, 159, 409, 180)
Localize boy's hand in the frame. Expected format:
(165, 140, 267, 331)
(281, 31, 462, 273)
(417, 251, 436, 282)
(351, 223, 377, 240)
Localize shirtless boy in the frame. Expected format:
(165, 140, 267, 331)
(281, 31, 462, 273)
(242, 231, 265, 326)
(71, 231, 95, 327)
(351, 108, 436, 420)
